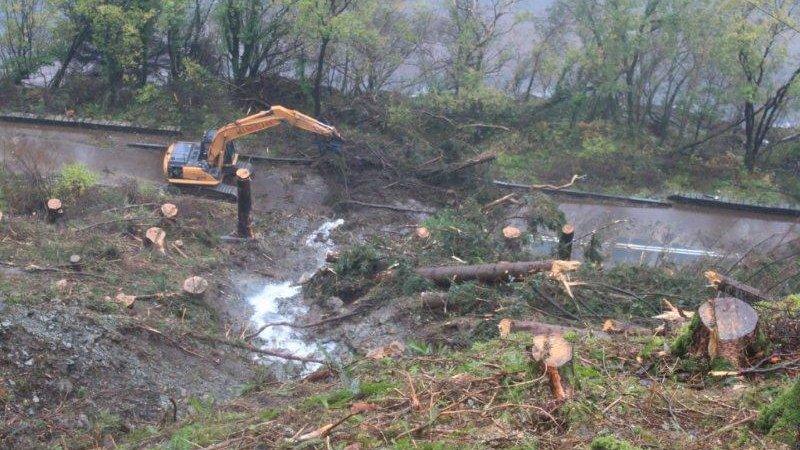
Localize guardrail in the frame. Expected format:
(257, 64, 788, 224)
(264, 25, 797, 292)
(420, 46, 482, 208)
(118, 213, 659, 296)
(667, 194, 800, 218)
(0, 111, 181, 136)
(493, 180, 672, 207)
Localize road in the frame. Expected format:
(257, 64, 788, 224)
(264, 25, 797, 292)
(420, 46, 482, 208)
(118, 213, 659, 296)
(1, 119, 797, 263)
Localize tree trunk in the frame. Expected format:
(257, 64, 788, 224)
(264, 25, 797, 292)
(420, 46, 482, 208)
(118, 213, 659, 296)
(313, 36, 331, 116)
(51, 25, 90, 90)
(236, 169, 253, 238)
(415, 260, 577, 285)
(498, 318, 610, 340)
(557, 224, 575, 260)
(704, 271, 771, 304)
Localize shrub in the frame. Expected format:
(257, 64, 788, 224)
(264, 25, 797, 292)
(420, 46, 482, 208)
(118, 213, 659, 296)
(55, 163, 98, 199)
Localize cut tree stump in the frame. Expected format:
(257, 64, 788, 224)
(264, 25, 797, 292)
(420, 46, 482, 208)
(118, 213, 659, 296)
(415, 227, 431, 239)
(705, 270, 771, 304)
(69, 254, 82, 271)
(144, 227, 167, 254)
(182, 276, 209, 297)
(160, 203, 178, 219)
(502, 226, 522, 251)
(693, 297, 760, 368)
(531, 334, 573, 401)
(420, 291, 450, 310)
(236, 169, 254, 239)
(557, 224, 575, 260)
(46, 199, 63, 223)
(325, 251, 340, 263)
(416, 260, 577, 285)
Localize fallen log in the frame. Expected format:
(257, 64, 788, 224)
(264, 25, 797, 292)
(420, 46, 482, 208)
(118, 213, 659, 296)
(415, 260, 577, 285)
(498, 318, 610, 340)
(343, 200, 435, 214)
(417, 151, 496, 179)
(602, 319, 651, 335)
(705, 270, 771, 304)
(531, 334, 573, 401)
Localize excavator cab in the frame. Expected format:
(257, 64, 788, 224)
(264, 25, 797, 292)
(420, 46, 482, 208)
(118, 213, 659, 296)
(200, 130, 236, 167)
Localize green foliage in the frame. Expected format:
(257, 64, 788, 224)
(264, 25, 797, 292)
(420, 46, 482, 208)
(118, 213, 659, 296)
(54, 163, 99, 199)
(756, 378, 800, 445)
(422, 201, 495, 263)
(670, 314, 701, 357)
(590, 435, 643, 450)
(639, 336, 665, 359)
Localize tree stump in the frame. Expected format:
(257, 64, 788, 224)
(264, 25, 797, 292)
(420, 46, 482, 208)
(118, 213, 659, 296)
(415, 227, 431, 239)
(114, 292, 136, 308)
(46, 199, 64, 223)
(694, 297, 759, 368)
(144, 227, 167, 254)
(236, 169, 254, 239)
(182, 276, 209, 298)
(531, 334, 573, 401)
(160, 203, 178, 220)
(502, 226, 522, 251)
(69, 254, 82, 271)
(557, 224, 575, 260)
(325, 251, 341, 263)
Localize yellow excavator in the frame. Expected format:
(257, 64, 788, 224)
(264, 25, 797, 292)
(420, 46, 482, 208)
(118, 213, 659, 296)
(163, 105, 343, 198)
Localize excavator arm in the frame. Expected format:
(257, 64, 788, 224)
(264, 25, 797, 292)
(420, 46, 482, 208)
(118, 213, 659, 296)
(207, 105, 343, 169)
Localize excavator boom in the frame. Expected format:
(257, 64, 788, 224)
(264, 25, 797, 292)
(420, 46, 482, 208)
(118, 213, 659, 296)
(207, 106, 342, 169)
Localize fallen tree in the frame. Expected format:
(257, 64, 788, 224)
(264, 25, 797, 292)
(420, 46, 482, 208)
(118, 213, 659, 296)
(705, 270, 771, 304)
(417, 151, 496, 180)
(498, 318, 610, 340)
(415, 260, 578, 285)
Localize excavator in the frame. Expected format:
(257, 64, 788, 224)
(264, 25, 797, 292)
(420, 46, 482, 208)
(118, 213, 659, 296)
(163, 105, 343, 198)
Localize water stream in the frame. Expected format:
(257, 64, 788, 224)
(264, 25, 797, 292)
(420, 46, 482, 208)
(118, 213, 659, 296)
(246, 219, 344, 374)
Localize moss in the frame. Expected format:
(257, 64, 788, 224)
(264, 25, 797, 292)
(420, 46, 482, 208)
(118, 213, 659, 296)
(709, 357, 735, 371)
(755, 378, 800, 445)
(639, 336, 665, 359)
(589, 435, 643, 450)
(670, 313, 701, 356)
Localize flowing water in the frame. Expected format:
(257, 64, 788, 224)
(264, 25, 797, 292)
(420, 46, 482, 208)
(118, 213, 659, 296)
(245, 219, 344, 375)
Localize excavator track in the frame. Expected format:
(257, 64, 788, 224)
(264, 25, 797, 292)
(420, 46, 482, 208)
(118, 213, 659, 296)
(174, 183, 238, 202)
